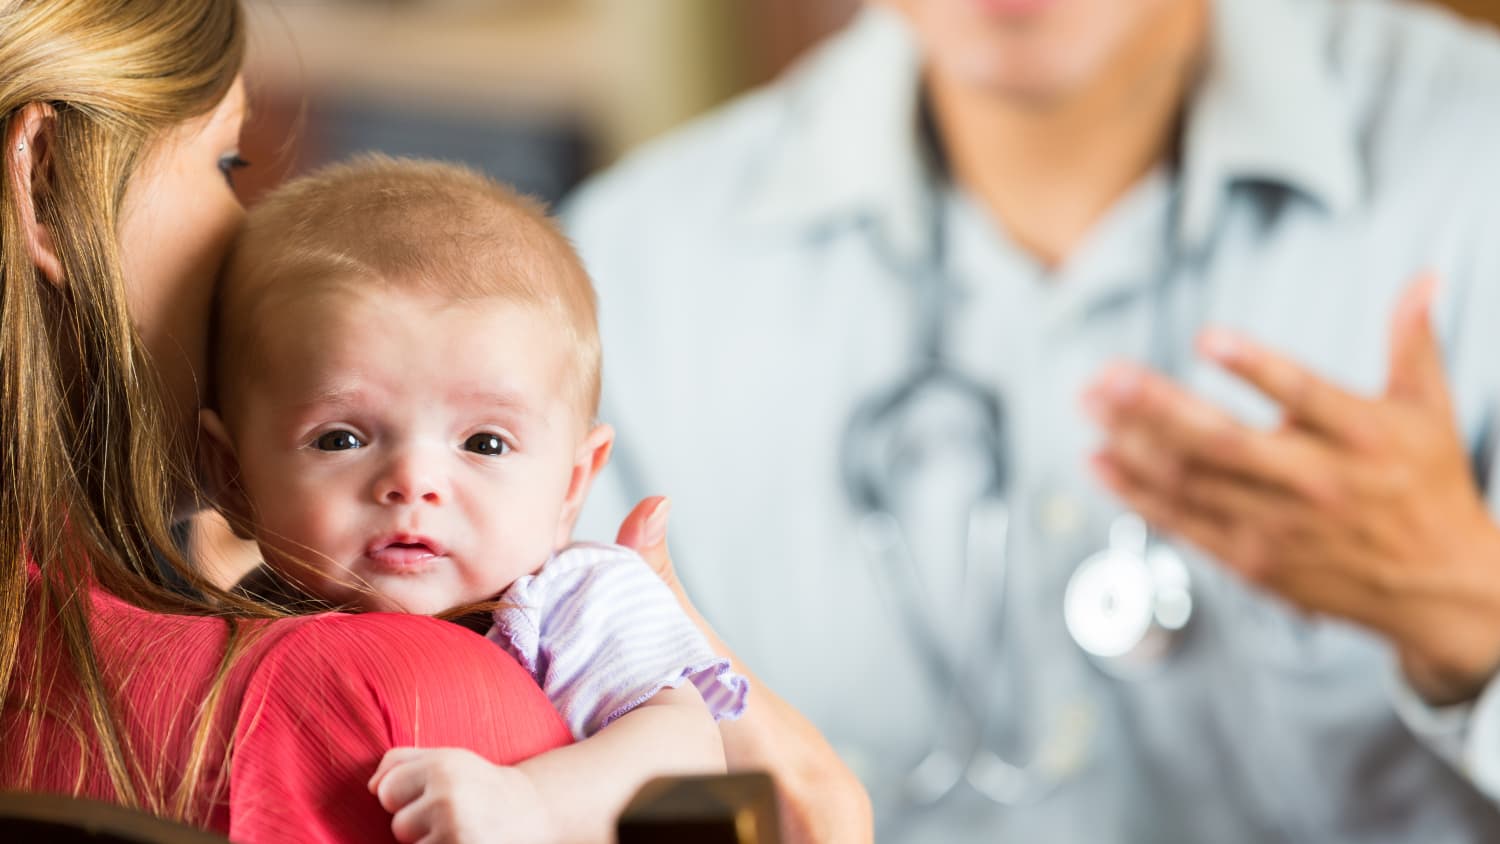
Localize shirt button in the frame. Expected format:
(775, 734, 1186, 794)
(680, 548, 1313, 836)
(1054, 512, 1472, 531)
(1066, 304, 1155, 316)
(1040, 492, 1083, 538)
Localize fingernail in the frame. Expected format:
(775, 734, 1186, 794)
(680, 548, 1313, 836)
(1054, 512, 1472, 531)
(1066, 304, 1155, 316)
(1106, 368, 1141, 401)
(644, 497, 671, 547)
(1200, 329, 1240, 362)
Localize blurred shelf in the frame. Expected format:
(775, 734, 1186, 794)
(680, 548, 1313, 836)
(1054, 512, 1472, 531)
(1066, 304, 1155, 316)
(244, 0, 602, 122)
(244, 0, 745, 159)
(1441, 0, 1500, 25)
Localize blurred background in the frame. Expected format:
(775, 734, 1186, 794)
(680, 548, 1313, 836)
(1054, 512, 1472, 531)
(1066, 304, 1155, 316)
(237, 0, 1500, 209)
(236, 0, 1500, 209)
(236, 0, 864, 207)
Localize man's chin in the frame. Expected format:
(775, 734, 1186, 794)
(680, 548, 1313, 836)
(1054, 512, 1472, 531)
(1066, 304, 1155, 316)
(952, 55, 1096, 108)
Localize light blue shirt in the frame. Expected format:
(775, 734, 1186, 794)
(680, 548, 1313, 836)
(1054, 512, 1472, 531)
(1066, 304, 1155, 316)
(566, 1, 1500, 840)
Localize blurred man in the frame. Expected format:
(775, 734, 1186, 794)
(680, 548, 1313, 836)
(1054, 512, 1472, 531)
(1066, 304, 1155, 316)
(567, 0, 1500, 839)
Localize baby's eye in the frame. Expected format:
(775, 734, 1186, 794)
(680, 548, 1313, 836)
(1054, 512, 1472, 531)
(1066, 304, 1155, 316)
(464, 433, 508, 456)
(314, 430, 364, 451)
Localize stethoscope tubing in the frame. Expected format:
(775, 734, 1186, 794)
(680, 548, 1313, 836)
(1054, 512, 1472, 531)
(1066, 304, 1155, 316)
(841, 176, 1205, 811)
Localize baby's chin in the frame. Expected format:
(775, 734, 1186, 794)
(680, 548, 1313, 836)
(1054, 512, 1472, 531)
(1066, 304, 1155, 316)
(351, 589, 466, 616)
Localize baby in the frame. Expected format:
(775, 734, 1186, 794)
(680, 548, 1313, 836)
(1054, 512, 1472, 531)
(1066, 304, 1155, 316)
(199, 156, 745, 842)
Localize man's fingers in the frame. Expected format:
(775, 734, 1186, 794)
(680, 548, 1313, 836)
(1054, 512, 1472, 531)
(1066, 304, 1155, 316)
(1096, 422, 1183, 492)
(1091, 453, 1235, 563)
(1099, 447, 1405, 623)
(1196, 329, 1368, 441)
(1085, 363, 1330, 496)
(1386, 273, 1450, 410)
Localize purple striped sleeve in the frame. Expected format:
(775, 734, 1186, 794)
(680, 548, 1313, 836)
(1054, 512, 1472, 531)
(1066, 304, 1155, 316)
(486, 542, 748, 739)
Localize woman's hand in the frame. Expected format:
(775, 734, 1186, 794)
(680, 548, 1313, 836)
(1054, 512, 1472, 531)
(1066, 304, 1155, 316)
(614, 496, 682, 599)
(1084, 275, 1500, 705)
(370, 747, 556, 844)
(613, 496, 875, 843)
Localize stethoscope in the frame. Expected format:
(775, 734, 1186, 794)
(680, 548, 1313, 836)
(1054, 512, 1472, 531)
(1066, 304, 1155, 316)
(840, 175, 1198, 811)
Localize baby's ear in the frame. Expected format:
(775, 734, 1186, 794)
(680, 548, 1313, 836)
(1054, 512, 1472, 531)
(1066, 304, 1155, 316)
(198, 409, 256, 541)
(555, 422, 615, 546)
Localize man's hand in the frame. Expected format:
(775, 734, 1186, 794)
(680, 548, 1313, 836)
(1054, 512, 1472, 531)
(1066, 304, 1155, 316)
(370, 747, 556, 844)
(1084, 275, 1500, 705)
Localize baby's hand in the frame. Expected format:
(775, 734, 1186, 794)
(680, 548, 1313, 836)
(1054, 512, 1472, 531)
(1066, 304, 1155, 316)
(369, 747, 556, 844)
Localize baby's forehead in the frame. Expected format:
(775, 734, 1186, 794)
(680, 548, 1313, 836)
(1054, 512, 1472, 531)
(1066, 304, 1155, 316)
(244, 275, 555, 358)
(223, 276, 567, 399)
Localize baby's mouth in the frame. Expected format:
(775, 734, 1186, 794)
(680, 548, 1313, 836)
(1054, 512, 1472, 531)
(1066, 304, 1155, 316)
(365, 534, 447, 571)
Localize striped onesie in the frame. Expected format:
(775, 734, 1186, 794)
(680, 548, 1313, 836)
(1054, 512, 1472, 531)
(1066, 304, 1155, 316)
(487, 542, 748, 738)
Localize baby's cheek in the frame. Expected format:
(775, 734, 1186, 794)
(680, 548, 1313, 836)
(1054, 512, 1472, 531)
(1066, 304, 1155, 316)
(466, 517, 552, 595)
(523, 519, 565, 572)
(255, 485, 343, 563)
(288, 494, 350, 554)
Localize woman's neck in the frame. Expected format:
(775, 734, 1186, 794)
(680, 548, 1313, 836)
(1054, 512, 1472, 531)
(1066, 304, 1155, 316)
(928, 3, 1209, 269)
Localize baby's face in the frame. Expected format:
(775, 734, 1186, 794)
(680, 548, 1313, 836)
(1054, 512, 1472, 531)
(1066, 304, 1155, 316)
(222, 284, 592, 614)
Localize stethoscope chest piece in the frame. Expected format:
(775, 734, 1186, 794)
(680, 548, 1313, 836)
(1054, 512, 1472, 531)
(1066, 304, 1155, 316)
(1064, 514, 1193, 674)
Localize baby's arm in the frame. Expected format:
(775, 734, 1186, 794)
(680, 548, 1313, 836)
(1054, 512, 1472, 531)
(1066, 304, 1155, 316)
(518, 683, 726, 840)
(371, 544, 745, 843)
(368, 685, 723, 844)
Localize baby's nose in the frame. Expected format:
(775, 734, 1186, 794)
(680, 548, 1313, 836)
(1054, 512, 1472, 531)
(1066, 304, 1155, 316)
(373, 458, 443, 505)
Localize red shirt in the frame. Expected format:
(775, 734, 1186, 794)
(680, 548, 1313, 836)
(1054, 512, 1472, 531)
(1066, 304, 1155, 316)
(6, 568, 571, 842)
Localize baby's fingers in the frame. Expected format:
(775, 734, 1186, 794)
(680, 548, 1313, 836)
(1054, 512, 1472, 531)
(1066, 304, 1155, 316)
(373, 757, 432, 815)
(370, 747, 429, 792)
(390, 795, 437, 844)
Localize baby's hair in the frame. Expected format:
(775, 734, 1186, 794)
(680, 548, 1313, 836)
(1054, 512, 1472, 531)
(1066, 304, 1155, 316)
(213, 153, 600, 421)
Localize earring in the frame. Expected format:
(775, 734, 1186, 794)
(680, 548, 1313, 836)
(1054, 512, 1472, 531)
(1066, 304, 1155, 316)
(15, 141, 24, 153)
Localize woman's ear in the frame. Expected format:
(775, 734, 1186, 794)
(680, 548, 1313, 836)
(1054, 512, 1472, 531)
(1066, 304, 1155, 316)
(5, 102, 63, 286)
(555, 423, 616, 547)
(198, 409, 257, 541)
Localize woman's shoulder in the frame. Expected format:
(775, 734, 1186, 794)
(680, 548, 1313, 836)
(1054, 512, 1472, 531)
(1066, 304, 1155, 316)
(245, 611, 559, 714)
(259, 609, 488, 650)
(235, 610, 572, 764)
(227, 612, 571, 842)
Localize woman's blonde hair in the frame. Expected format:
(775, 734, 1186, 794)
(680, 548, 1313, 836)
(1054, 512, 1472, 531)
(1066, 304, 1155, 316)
(0, 0, 272, 823)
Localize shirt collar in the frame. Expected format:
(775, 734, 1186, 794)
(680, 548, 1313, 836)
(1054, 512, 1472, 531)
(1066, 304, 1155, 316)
(739, 6, 931, 260)
(1178, 0, 1363, 249)
(741, 0, 1364, 259)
